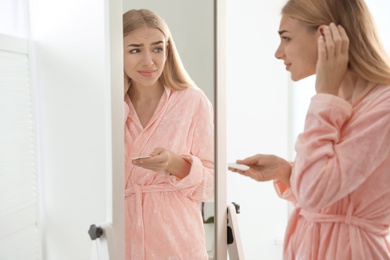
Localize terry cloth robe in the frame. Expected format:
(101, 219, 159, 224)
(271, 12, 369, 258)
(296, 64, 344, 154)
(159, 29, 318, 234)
(124, 86, 214, 260)
(274, 79, 390, 260)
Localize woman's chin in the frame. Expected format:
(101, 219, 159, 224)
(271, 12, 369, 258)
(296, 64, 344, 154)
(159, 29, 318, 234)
(290, 73, 314, 82)
(290, 74, 301, 82)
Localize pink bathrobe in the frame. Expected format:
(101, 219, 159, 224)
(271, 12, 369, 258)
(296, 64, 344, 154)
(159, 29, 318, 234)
(124, 86, 214, 260)
(275, 79, 390, 259)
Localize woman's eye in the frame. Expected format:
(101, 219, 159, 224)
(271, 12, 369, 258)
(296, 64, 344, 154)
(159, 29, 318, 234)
(130, 49, 140, 54)
(154, 47, 163, 53)
(282, 37, 290, 42)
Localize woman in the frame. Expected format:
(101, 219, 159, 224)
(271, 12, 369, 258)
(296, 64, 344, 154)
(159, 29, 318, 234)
(123, 9, 214, 259)
(229, 0, 390, 259)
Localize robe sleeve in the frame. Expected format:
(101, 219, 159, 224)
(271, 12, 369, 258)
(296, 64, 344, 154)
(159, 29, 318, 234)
(274, 179, 297, 206)
(273, 161, 298, 206)
(291, 92, 390, 210)
(169, 92, 214, 202)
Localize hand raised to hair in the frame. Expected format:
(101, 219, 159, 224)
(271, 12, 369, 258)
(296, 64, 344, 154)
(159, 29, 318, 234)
(228, 154, 292, 185)
(315, 23, 349, 95)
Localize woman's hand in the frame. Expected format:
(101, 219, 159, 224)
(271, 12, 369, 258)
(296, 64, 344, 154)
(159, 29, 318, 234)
(315, 23, 349, 95)
(228, 154, 292, 185)
(132, 147, 191, 179)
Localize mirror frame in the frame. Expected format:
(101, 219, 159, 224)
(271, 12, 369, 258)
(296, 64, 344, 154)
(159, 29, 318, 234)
(215, 0, 227, 259)
(119, 1, 223, 259)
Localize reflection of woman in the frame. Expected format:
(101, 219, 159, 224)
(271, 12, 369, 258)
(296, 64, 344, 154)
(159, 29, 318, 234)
(229, 0, 390, 259)
(123, 9, 214, 260)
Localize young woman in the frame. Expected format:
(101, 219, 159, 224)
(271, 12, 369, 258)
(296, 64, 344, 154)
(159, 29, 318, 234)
(229, 0, 390, 258)
(123, 9, 214, 259)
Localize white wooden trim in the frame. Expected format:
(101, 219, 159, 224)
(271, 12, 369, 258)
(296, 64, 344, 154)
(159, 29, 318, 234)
(215, 0, 227, 259)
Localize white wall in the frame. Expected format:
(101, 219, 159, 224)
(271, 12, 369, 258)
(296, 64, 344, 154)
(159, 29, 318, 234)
(226, 0, 288, 259)
(30, 0, 122, 259)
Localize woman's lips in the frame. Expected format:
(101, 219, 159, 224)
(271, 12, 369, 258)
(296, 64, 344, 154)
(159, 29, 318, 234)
(138, 70, 156, 77)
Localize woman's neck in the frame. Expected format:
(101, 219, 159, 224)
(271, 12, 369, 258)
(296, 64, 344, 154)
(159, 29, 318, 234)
(129, 81, 165, 103)
(339, 71, 359, 100)
(339, 70, 375, 105)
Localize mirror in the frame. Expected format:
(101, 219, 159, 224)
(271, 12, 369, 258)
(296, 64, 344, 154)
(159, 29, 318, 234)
(122, 1, 215, 259)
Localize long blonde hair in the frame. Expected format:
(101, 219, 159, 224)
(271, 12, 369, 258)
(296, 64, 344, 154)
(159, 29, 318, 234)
(123, 9, 196, 90)
(282, 0, 390, 84)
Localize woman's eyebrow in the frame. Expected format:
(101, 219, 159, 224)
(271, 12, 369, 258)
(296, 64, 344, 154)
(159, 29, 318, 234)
(127, 43, 142, 47)
(151, 40, 164, 45)
(127, 41, 164, 48)
(278, 30, 289, 35)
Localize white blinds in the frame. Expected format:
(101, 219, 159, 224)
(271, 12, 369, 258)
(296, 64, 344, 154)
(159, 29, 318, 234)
(0, 33, 39, 259)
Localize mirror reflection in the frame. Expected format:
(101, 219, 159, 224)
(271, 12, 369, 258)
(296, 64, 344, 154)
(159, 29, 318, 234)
(122, 2, 215, 259)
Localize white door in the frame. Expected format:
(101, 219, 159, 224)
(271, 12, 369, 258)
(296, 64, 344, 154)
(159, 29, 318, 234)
(32, 0, 124, 259)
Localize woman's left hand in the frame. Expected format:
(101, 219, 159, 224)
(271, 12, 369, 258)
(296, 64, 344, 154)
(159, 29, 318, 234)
(132, 148, 170, 172)
(228, 154, 292, 185)
(315, 23, 349, 95)
(132, 148, 191, 179)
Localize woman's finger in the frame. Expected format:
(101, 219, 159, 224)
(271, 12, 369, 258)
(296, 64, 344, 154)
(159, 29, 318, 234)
(323, 25, 335, 57)
(329, 23, 342, 54)
(317, 34, 326, 63)
(338, 25, 350, 55)
(237, 155, 258, 165)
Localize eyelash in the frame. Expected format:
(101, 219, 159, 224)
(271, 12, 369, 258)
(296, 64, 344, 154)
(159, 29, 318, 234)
(281, 37, 291, 42)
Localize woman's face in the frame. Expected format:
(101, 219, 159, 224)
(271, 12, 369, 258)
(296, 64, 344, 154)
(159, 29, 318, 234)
(275, 15, 319, 81)
(123, 26, 168, 88)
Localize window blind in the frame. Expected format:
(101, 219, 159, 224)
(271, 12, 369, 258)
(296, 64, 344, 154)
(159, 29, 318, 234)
(0, 33, 39, 260)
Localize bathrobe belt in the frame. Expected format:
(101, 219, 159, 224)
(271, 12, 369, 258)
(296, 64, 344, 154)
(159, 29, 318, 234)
(125, 184, 177, 259)
(300, 207, 389, 259)
(300, 208, 389, 236)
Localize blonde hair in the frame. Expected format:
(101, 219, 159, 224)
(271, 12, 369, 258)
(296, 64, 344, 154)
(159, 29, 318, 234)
(123, 9, 196, 90)
(282, 0, 390, 84)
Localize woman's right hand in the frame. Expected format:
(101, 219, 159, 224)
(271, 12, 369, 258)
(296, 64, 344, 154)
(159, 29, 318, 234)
(315, 23, 349, 95)
(229, 154, 292, 185)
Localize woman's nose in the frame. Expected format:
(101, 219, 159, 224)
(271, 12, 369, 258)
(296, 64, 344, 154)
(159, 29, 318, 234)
(142, 51, 153, 65)
(274, 44, 284, 60)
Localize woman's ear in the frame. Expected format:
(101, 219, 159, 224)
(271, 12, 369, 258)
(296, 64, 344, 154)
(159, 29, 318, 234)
(124, 71, 130, 80)
(317, 25, 327, 37)
(165, 43, 169, 57)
